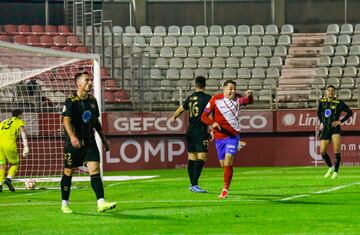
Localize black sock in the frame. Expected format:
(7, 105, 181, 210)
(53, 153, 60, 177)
(61, 175, 72, 200)
(334, 153, 341, 173)
(321, 153, 333, 167)
(188, 160, 196, 186)
(90, 174, 104, 200)
(193, 159, 205, 186)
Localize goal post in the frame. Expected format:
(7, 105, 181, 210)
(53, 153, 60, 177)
(0, 40, 102, 188)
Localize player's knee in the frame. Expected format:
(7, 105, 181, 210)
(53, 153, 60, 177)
(63, 168, 74, 176)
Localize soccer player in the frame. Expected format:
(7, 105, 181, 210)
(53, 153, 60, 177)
(201, 80, 254, 198)
(60, 71, 116, 213)
(317, 84, 353, 179)
(171, 76, 211, 193)
(0, 109, 29, 192)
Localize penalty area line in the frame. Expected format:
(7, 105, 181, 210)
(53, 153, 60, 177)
(279, 182, 360, 202)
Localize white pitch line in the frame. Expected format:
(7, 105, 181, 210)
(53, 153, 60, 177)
(0, 198, 266, 207)
(279, 182, 360, 201)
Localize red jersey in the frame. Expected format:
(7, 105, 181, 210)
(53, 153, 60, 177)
(201, 93, 254, 139)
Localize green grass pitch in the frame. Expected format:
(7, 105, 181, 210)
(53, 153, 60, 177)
(1, 166, 360, 234)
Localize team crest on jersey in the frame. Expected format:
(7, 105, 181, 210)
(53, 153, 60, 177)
(324, 109, 331, 117)
(82, 110, 92, 123)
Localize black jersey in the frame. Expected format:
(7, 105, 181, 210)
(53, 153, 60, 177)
(62, 94, 100, 146)
(317, 97, 353, 130)
(183, 91, 211, 138)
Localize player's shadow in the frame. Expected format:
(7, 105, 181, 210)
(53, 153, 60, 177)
(72, 211, 171, 220)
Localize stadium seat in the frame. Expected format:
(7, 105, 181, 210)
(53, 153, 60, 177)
(311, 77, 326, 89)
(324, 35, 337, 46)
(192, 36, 206, 47)
(196, 25, 208, 36)
(150, 36, 163, 47)
(14, 35, 27, 44)
(217, 46, 230, 57)
(331, 56, 345, 67)
(224, 25, 236, 36)
(104, 91, 115, 102)
(327, 77, 340, 88)
(280, 24, 294, 35)
(164, 36, 177, 47)
(75, 46, 89, 53)
(338, 34, 351, 45)
(252, 68, 266, 79)
(124, 26, 137, 36)
(269, 57, 282, 67)
(326, 24, 340, 34)
(182, 25, 195, 36)
(209, 25, 222, 36)
(183, 58, 197, 69)
(343, 66, 357, 77)
(258, 89, 273, 102)
(202, 47, 216, 58)
(349, 45, 360, 55)
(206, 35, 219, 47)
(234, 35, 247, 46)
(31, 25, 44, 35)
(133, 36, 147, 47)
(150, 68, 163, 80)
(188, 47, 201, 58)
(240, 57, 254, 68)
(248, 78, 263, 90)
(153, 26, 166, 37)
(169, 58, 183, 69)
(259, 46, 272, 57)
(255, 56, 268, 68)
(140, 26, 153, 37)
(248, 35, 262, 46)
(4, 24, 17, 34)
(154, 58, 168, 69)
(194, 68, 208, 78)
(315, 67, 328, 77)
(0, 35, 10, 42)
(18, 24, 30, 34)
(54, 35, 67, 46)
(346, 56, 359, 66)
(265, 25, 279, 35)
(244, 46, 258, 57)
(235, 79, 248, 90)
(173, 47, 187, 58)
(334, 45, 348, 56)
(273, 46, 287, 57)
(223, 68, 237, 79)
(337, 88, 352, 100)
(230, 46, 244, 57)
(340, 77, 355, 89)
(104, 79, 118, 90)
(277, 35, 291, 46)
(238, 68, 251, 79)
(266, 67, 280, 79)
(180, 68, 194, 80)
(67, 36, 81, 46)
(198, 57, 211, 68)
(262, 35, 276, 46)
(309, 88, 323, 100)
(219, 35, 233, 47)
(252, 25, 265, 35)
(166, 69, 180, 80)
(226, 57, 240, 68)
(208, 68, 223, 79)
(160, 47, 173, 58)
(340, 24, 353, 34)
(212, 57, 226, 68)
(238, 25, 250, 36)
(320, 45, 334, 56)
(318, 56, 331, 67)
(26, 35, 41, 46)
(178, 36, 192, 47)
(328, 67, 342, 77)
(58, 25, 71, 35)
(263, 78, 277, 89)
(44, 25, 57, 35)
(113, 25, 123, 35)
(168, 25, 181, 36)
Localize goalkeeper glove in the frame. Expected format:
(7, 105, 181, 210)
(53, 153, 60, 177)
(23, 146, 29, 158)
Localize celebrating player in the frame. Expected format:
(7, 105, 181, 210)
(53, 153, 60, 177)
(171, 76, 212, 193)
(201, 80, 254, 198)
(0, 109, 29, 192)
(317, 85, 353, 179)
(60, 71, 116, 213)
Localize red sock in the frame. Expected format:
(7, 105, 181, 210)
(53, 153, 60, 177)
(223, 166, 233, 190)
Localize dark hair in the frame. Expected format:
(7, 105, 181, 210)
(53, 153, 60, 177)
(12, 109, 23, 117)
(223, 80, 236, 87)
(74, 71, 90, 83)
(326, 84, 336, 90)
(194, 76, 206, 89)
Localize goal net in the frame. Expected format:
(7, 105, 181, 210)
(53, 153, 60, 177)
(0, 40, 102, 189)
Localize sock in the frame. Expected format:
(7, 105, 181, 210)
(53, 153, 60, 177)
(97, 198, 105, 206)
(223, 166, 233, 190)
(321, 153, 333, 168)
(90, 174, 104, 200)
(187, 160, 196, 186)
(193, 160, 205, 186)
(62, 200, 69, 207)
(334, 153, 341, 173)
(7, 164, 19, 179)
(60, 175, 72, 200)
(0, 168, 4, 185)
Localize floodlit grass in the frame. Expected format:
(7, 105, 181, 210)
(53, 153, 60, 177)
(1, 166, 360, 234)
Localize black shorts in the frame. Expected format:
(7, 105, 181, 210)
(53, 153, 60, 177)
(186, 135, 209, 153)
(64, 144, 100, 168)
(320, 127, 341, 140)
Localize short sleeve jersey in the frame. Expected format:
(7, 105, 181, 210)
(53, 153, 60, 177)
(182, 91, 211, 138)
(317, 98, 352, 130)
(0, 117, 25, 144)
(62, 94, 100, 146)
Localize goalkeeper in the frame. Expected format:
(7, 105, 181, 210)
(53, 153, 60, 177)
(0, 109, 29, 192)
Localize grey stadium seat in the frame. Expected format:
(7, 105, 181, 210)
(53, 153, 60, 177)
(269, 56, 282, 67)
(153, 26, 166, 37)
(244, 46, 258, 57)
(340, 23, 353, 35)
(263, 78, 277, 89)
(251, 25, 265, 35)
(202, 47, 216, 58)
(178, 36, 192, 47)
(208, 68, 223, 80)
(262, 35, 276, 46)
(188, 47, 201, 57)
(209, 25, 223, 36)
(226, 57, 240, 68)
(168, 25, 181, 36)
(220, 35, 233, 47)
(311, 77, 326, 89)
(315, 67, 328, 77)
(258, 46, 272, 57)
(327, 77, 340, 88)
(255, 56, 268, 68)
(334, 45, 348, 56)
(238, 25, 250, 36)
(326, 24, 340, 35)
(252, 68, 266, 79)
(217, 46, 230, 57)
(265, 24, 279, 35)
(197, 57, 211, 68)
(180, 68, 194, 80)
(280, 24, 294, 35)
(155, 58, 169, 69)
(343, 66, 357, 77)
(183, 58, 197, 69)
(277, 35, 291, 46)
(331, 56, 345, 67)
(173, 47, 187, 58)
(223, 68, 237, 79)
(212, 57, 226, 68)
(274, 46, 287, 57)
(230, 46, 244, 57)
(340, 77, 355, 89)
(328, 67, 342, 77)
(164, 36, 177, 47)
(324, 35, 337, 46)
(192, 36, 206, 47)
(248, 35, 262, 46)
(337, 89, 352, 100)
(196, 25, 209, 36)
(349, 45, 360, 56)
(224, 25, 237, 36)
(241, 57, 254, 68)
(346, 56, 359, 66)
(182, 25, 195, 36)
(266, 67, 280, 79)
(238, 68, 251, 79)
(320, 46, 334, 56)
(206, 35, 219, 47)
(234, 36, 247, 47)
(318, 56, 331, 67)
(169, 58, 183, 69)
(338, 34, 351, 45)
(140, 26, 153, 37)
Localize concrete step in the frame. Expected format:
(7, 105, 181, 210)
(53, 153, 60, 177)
(281, 68, 316, 77)
(288, 46, 322, 56)
(278, 78, 313, 85)
(294, 33, 326, 37)
(284, 57, 319, 67)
